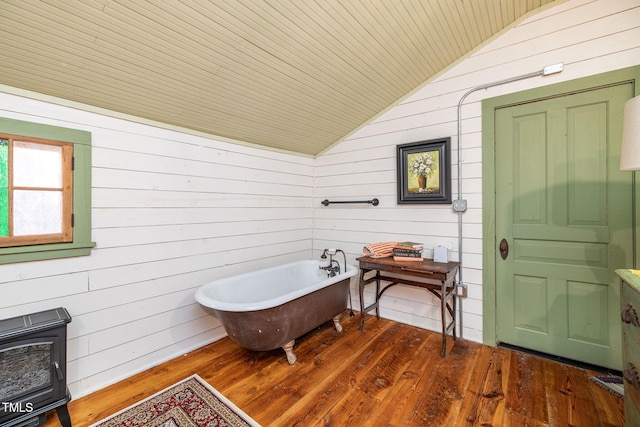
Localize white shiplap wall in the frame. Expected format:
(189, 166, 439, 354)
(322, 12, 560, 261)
(0, 93, 314, 398)
(314, 0, 640, 343)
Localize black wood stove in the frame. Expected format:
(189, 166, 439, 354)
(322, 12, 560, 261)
(0, 308, 72, 427)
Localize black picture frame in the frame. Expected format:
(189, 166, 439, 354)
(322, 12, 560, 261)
(397, 137, 451, 204)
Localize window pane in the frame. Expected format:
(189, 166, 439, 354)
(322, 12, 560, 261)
(0, 139, 7, 237)
(13, 190, 62, 235)
(0, 190, 7, 237)
(0, 139, 7, 187)
(13, 141, 62, 188)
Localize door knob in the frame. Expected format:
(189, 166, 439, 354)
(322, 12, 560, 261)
(499, 239, 509, 260)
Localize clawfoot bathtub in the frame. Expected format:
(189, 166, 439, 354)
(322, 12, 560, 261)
(195, 259, 357, 364)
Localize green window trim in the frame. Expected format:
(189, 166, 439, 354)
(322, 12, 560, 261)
(0, 117, 95, 264)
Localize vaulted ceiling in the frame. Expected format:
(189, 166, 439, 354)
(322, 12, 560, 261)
(0, 0, 560, 156)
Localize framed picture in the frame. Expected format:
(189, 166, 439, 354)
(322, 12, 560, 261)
(397, 137, 451, 204)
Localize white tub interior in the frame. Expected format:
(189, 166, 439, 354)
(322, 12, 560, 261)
(195, 259, 358, 312)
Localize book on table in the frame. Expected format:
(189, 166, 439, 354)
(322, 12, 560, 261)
(393, 255, 424, 262)
(392, 247, 422, 256)
(392, 249, 422, 257)
(392, 244, 423, 261)
(395, 241, 424, 249)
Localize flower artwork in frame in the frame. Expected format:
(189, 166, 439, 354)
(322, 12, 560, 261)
(397, 138, 451, 204)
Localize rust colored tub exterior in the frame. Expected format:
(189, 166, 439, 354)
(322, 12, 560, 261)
(195, 260, 358, 364)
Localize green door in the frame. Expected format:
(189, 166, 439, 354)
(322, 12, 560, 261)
(495, 83, 633, 370)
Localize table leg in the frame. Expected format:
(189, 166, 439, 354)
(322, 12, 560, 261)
(440, 280, 447, 357)
(452, 283, 457, 341)
(375, 272, 381, 319)
(359, 268, 366, 331)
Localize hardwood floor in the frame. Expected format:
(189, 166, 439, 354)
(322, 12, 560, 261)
(45, 313, 624, 426)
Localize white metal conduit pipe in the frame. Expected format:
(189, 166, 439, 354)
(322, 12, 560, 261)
(454, 63, 564, 339)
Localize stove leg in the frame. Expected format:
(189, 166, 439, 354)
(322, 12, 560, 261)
(56, 404, 72, 427)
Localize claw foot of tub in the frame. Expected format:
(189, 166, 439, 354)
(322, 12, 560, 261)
(282, 340, 297, 365)
(333, 314, 343, 333)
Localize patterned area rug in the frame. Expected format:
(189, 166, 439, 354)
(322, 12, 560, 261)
(89, 374, 261, 427)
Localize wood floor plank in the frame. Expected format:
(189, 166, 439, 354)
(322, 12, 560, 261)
(543, 359, 595, 426)
(316, 388, 382, 427)
(501, 408, 548, 427)
(192, 339, 276, 388)
(352, 323, 426, 400)
(366, 332, 442, 425)
(323, 322, 439, 426)
(504, 350, 549, 424)
(456, 345, 511, 426)
(410, 338, 483, 425)
(42, 312, 624, 427)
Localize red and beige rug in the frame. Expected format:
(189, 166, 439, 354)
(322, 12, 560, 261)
(89, 374, 261, 427)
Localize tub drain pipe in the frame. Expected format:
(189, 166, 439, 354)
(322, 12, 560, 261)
(454, 63, 564, 340)
(323, 249, 355, 317)
(335, 249, 355, 317)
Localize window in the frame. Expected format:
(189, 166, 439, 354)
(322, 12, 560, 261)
(0, 117, 94, 264)
(1, 136, 73, 246)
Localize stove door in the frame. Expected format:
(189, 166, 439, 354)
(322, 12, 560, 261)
(0, 333, 66, 424)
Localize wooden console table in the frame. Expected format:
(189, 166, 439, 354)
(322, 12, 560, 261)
(356, 256, 460, 357)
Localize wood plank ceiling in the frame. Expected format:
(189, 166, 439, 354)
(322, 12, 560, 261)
(0, 0, 560, 156)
